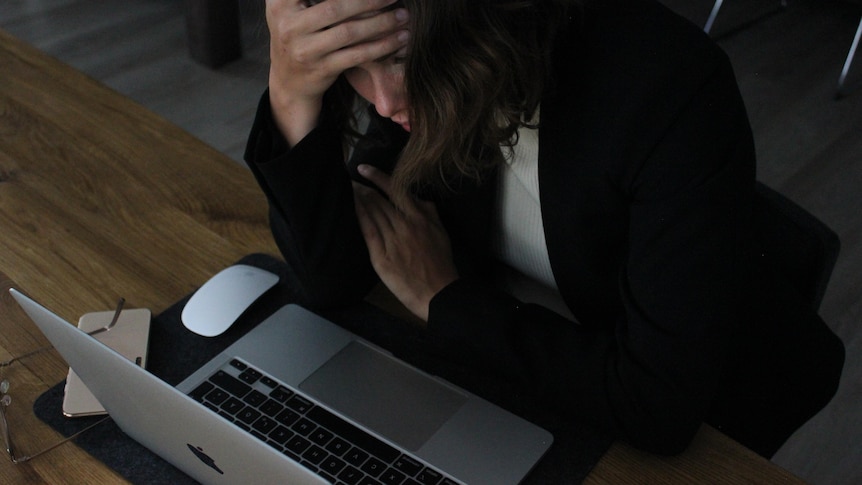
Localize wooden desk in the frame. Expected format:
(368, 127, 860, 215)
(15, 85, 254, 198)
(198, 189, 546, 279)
(0, 29, 804, 484)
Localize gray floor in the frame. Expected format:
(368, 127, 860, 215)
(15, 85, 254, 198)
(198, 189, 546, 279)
(1, 0, 860, 483)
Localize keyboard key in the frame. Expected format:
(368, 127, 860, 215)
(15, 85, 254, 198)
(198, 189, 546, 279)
(244, 389, 268, 407)
(286, 395, 314, 413)
(260, 375, 279, 388)
(229, 359, 248, 371)
(337, 465, 364, 485)
(325, 437, 351, 456)
(260, 399, 284, 417)
(320, 455, 347, 475)
(269, 386, 294, 402)
(361, 457, 386, 477)
(310, 427, 334, 446)
(204, 388, 230, 406)
(286, 435, 311, 455)
(380, 467, 407, 484)
(393, 455, 423, 477)
(292, 418, 317, 436)
(415, 467, 443, 484)
(209, 370, 251, 398)
(303, 445, 328, 465)
(220, 397, 244, 416)
(237, 407, 261, 425)
(269, 425, 294, 445)
(318, 470, 337, 483)
(189, 381, 214, 402)
(276, 408, 301, 427)
(253, 415, 279, 435)
(239, 367, 263, 384)
(344, 447, 370, 467)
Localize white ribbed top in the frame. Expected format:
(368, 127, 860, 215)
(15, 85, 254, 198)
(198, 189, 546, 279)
(491, 110, 575, 320)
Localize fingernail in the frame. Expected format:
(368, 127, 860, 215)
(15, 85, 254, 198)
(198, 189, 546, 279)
(397, 30, 410, 43)
(357, 164, 371, 176)
(395, 8, 409, 23)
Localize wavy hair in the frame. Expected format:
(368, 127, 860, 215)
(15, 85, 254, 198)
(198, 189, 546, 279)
(332, 0, 581, 204)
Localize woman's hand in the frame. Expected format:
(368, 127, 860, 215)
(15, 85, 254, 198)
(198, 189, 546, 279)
(265, 0, 409, 146)
(353, 165, 459, 322)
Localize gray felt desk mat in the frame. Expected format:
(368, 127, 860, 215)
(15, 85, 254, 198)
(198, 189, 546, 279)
(34, 253, 611, 484)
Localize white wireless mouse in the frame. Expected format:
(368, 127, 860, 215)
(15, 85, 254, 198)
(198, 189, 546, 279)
(181, 264, 279, 337)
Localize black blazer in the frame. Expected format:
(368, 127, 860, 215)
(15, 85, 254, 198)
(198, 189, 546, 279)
(245, 0, 843, 457)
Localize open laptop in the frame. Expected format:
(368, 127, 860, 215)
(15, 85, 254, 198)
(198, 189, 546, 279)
(10, 288, 552, 485)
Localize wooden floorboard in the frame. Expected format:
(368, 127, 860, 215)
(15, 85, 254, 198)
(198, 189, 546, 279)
(1, 0, 860, 483)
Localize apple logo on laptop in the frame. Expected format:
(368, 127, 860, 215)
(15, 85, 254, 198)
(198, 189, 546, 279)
(187, 444, 224, 475)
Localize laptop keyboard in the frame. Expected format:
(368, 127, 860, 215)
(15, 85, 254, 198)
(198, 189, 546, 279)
(188, 359, 462, 485)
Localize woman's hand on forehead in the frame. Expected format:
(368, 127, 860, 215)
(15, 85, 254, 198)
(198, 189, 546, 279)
(311, 2, 408, 66)
(265, 0, 408, 145)
(268, 0, 408, 70)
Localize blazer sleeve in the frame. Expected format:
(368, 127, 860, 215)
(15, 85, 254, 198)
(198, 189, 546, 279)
(427, 50, 756, 455)
(243, 90, 377, 307)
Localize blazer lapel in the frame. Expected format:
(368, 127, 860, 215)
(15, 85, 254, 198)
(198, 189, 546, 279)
(537, 25, 627, 328)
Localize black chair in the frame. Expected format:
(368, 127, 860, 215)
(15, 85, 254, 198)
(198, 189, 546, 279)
(753, 182, 839, 312)
(707, 182, 845, 458)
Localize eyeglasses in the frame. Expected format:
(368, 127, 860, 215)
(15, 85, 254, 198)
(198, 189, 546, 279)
(0, 298, 126, 464)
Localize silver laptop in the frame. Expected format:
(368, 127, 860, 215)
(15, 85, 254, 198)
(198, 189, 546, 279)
(11, 289, 552, 484)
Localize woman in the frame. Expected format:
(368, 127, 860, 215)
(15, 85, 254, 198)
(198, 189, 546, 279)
(246, 0, 843, 457)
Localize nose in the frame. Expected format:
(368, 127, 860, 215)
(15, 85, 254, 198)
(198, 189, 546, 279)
(373, 89, 398, 118)
(370, 75, 404, 119)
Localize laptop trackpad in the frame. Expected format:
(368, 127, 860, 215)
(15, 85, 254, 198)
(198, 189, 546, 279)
(299, 341, 467, 451)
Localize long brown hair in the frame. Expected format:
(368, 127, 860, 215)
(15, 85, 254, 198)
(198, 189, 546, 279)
(336, 0, 581, 204)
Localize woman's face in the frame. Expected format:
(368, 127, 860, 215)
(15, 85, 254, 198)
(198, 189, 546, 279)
(344, 53, 411, 132)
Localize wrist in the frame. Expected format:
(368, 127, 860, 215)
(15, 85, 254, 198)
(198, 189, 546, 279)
(268, 82, 323, 147)
(412, 274, 458, 324)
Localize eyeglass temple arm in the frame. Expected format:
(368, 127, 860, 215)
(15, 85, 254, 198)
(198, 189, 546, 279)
(87, 297, 125, 337)
(6, 413, 111, 464)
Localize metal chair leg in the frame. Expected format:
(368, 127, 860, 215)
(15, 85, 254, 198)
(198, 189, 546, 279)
(836, 16, 862, 99)
(704, 0, 725, 34)
(704, 0, 788, 35)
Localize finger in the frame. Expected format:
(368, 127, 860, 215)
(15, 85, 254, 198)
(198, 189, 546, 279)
(268, 0, 405, 49)
(354, 182, 396, 236)
(307, 10, 409, 70)
(357, 164, 393, 197)
(314, 29, 408, 77)
(356, 164, 433, 222)
(353, 189, 379, 245)
(266, 0, 316, 26)
(305, 0, 403, 33)
(265, 0, 302, 14)
(413, 197, 442, 222)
